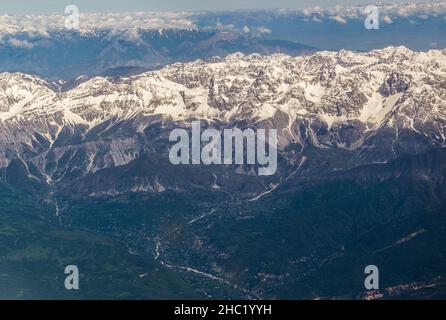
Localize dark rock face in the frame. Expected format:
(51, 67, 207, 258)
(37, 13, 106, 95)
(379, 73, 412, 97)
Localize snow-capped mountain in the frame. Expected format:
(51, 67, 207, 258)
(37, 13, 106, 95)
(0, 46, 445, 194)
(0, 47, 446, 156)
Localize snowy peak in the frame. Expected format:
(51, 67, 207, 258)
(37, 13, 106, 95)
(0, 73, 57, 120)
(0, 46, 443, 186)
(0, 46, 445, 138)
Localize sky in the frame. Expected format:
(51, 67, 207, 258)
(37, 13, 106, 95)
(0, 0, 426, 14)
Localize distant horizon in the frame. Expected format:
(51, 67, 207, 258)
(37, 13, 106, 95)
(0, 0, 431, 15)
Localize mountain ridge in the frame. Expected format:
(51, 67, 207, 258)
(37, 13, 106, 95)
(0, 46, 444, 173)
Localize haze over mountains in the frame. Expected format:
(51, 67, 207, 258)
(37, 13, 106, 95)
(1, 2, 446, 79)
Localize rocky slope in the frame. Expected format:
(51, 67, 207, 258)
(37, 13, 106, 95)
(0, 47, 445, 189)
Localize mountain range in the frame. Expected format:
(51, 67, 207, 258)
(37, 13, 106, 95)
(0, 29, 315, 80)
(0, 46, 445, 299)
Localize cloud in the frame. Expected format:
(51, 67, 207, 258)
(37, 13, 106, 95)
(7, 38, 33, 49)
(0, 12, 197, 35)
(273, 1, 446, 25)
(331, 16, 347, 25)
(383, 16, 393, 24)
(121, 28, 141, 43)
(237, 25, 271, 37)
(0, 1, 445, 37)
(257, 26, 272, 34)
(216, 22, 235, 31)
